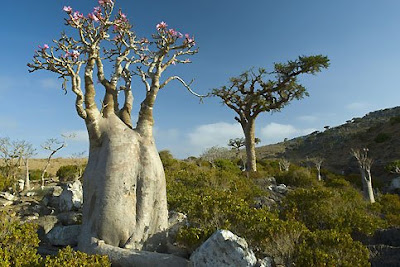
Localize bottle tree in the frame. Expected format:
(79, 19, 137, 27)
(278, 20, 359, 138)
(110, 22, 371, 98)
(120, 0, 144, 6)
(28, 0, 199, 262)
(211, 56, 329, 172)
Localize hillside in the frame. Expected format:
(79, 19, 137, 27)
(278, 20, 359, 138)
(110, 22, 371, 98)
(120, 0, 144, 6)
(257, 106, 400, 184)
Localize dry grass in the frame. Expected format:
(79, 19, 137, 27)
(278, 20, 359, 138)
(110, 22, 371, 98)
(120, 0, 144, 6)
(29, 158, 87, 176)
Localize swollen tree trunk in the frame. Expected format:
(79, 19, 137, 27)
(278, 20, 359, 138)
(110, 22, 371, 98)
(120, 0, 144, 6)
(243, 120, 257, 172)
(363, 168, 375, 204)
(79, 114, 168, 251)
(25, 159, 30, 191)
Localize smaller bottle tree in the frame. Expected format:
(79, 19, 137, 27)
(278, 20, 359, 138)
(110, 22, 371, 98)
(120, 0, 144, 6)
(351, 148, 375, 203)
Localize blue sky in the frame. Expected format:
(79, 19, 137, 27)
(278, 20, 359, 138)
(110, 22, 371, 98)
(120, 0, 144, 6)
(1, 0, 400, 158)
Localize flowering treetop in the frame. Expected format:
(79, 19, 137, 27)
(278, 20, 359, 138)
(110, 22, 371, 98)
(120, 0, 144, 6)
(28, 0, 201, 135)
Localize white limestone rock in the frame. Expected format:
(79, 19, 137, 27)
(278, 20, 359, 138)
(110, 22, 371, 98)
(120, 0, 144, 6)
(190, 229, 257, 267)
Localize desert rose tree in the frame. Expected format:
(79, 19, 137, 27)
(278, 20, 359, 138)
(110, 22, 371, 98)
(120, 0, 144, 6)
(211, 57, 329, 172)
(28, 0, 199, 257)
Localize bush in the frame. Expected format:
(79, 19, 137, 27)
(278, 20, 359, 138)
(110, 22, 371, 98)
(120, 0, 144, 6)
(56, 165, 80, 182)
(29, 169, 48, 181)
(213, 159, 240, 172)
(0, 212, 41, 266)
(374, 132, 391, 143)
(0, 173, 13, 192)
(276, 167, 319, 187)
(281, 187, 383, 235)
(376, 194, 400, 227)
(390, 116, 400, 125)
(43, 246, 110, 267)
(295, 230, 370, 267)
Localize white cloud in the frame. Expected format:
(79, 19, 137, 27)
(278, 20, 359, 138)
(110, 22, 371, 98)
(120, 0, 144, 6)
(261, 122, 317, 144)
(298, 115, 318, 123)
(188, 122, 243, 148)
(346, 102, 370, 111)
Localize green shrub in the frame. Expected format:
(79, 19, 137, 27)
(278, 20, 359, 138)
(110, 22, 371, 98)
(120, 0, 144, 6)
(213, 159, 240, 172)
(29, 169, 48, 181)
(385, 160, 400, 174)
(43, 246, 110, 267)
(56, 165, 80, 182)
(276, 167, 318, 187)
(390, 116, 400, 125)
(0, 212, 41, 267)
(0, 173, 13, 192)
(374, 132, 391, 143)
(295, 230, 370, 267)
(376, 194, 400, 227)
(281, 187, 383, 235)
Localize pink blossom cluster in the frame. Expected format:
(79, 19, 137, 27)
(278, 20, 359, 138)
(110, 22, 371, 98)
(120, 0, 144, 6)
(88, 6, 103, 22)
(98, 0, 113, 6)
(64, 50, 80, 60)
(38, 44, 49, 51)
(63, 6, 72, 14)
(155, 21, 195, 46)
(184, 34, 195, 46)
(113, 10, 129, 32)
(156, 21, 168, 31)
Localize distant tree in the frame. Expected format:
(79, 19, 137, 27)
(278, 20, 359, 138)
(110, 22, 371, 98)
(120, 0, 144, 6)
(228, 137, 260, 170)
(41, 138, 67, 187)
(351, 148, 375, 203)
(70, 151, 86, 177)
(17, 141, 36, 191)
(211, 56, 329, 172)
(279, 158, 291, 172)
(309, 157, 324, 181)
(200, 146, 233, 163)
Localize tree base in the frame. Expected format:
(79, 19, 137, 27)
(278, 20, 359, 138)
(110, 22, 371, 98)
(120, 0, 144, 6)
(81, 237, 189, 267)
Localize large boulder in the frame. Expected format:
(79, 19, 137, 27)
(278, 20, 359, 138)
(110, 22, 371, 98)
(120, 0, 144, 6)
(59, 180, 83, 212)
(46, 225, 81, 246)
(190, 230, 257, 267)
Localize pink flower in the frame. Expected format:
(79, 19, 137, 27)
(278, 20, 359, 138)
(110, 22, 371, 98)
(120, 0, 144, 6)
(140, 38, 149, 44)
(63, 6, 72, 14)
(99, 0, 113, 6)
(113, 24, 120, 31)
(88, 13, 99, 22)
(93, 6, 102, 15)
(168, 29, 178, 37)
(177, 32, 183, 38)
(113, 35, 122, 41)
(38, 44, 49, 50)
(71, 50, 80, 59)
(156, 21, 167, 31)
(72, 11, 84, 21)
(184, 34, 195, 45)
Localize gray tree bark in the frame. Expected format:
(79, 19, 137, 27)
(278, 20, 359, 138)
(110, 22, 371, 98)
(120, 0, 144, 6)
(79, 113, 168, 251)
(243, 120, 257, 172)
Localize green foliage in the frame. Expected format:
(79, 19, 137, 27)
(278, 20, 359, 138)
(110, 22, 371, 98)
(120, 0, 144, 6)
(159, 150, 179, 169)
(29, 169, 48, 181)
(295, 230, 370, 267)
(389, 116, 400, 125)
(213, 159, 240, 172)
(276, 167, 319, 187)
(256, 159, 281, 177)
(0, 173, 14, 192)
(281, 186, 383, 235)
(374, 132, 391, 143)
(43, 246, 110, 267)
(376, 194, 400, 227)
(385, 160, 400, 173)
(0, 212, 41, 267)
(56, 165, 80, 182)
